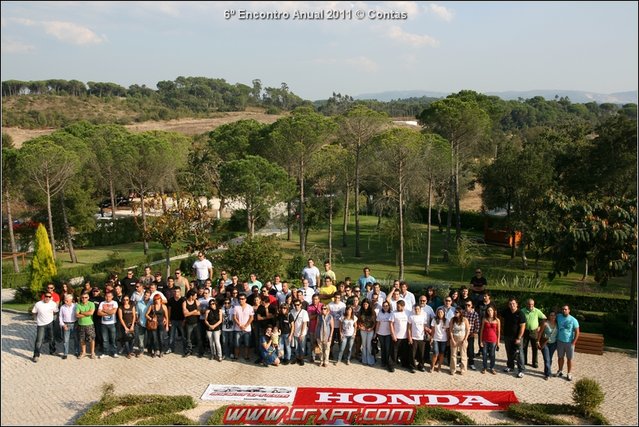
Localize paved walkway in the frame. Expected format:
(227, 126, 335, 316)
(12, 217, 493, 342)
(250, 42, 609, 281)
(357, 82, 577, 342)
(1, 308, 637, 425)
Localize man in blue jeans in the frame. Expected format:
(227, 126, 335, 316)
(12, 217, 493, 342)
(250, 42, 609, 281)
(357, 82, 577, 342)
(97, 291, 119, 358)
(31, 292, 59, 362)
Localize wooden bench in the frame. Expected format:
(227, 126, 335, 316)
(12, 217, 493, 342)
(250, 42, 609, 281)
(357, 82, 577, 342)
(575, 332, 604, 355)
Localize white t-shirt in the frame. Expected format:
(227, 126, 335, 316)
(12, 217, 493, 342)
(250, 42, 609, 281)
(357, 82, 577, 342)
(408, 312, 427, 341)
(32, 300, 59, 326)
(341, 316, 357, 337)
(418, 305, 436, 336)
(276, 290, 291, 305)
(376, 311, 393, 336)
(233, 304, 254, 332)
(328, 301, 346, 328)
(198, 296, 212, 320)
(290, 308, 309, 337)
(98, 300, 119, 325)
(390, 310, 409, 339)
(400, 291, 416, 312)
(222, 306, 235, 332)
(301, 266, 321, 288)
(300, 287, 315, 304)
(192, 258, 213, 280)
(431, 318, 450, 342)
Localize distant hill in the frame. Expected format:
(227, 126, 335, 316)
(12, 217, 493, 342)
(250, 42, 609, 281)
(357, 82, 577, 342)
(355, 89, 638, 104)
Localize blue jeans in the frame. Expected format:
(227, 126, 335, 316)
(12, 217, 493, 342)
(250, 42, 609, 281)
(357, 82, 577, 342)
(184, 322, 200, 354)
(360, 330, 375, 365)
(222, 330, 235, 358)
(280, 333, 292, 361)
(294, 335, 306, 360)
(62, 322, 78, 356)
(337, 336, 355, 362)
(101, 324, 117, 356)
(542, 342, 557, 377)
(482, 342, 496, 370)
(135, 324, 147, 352)
(169, 320, 183, 350)
(33, 321, 56, 357)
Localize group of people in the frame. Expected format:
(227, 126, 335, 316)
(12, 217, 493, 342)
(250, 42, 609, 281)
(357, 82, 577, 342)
(30, 257, 581, 381)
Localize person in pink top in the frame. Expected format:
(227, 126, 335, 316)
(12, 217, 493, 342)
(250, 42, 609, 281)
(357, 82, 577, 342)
(306, 294, 323, 363)
(479, 304, 500, 374)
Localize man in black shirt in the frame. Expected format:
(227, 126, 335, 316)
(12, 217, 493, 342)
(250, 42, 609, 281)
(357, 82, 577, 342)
(153, 272, 166, 292)
(469, 268, 487, 307)
(500, 297, 526, 378)
(167, 287, 185, 354)
(121, 270, 138, 295)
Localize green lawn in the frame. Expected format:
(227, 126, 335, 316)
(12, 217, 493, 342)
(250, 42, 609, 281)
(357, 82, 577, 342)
(281, 215, 631, 297)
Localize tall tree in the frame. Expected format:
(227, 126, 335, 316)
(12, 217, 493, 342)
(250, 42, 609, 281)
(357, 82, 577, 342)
(370, 128, 425, 279)
(2, 134, 21, 272)
(338, 105, 389, 257)
(418, 94, 491, 246)
(18, 134, 81, 260)
(28, 224, 57, 299)
(220, 155, 295, 236)
(270, 107, 336, 253)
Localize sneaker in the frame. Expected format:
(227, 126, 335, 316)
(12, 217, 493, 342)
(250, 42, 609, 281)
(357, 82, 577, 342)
(345, 360, 350, 365)
(470, 365, 477, 371)
(389, 367, 395, 373)
(544, 376, 549, 381)
(99, 354, 106, 359)
(112, 353, 119, 358)
(62, 355, 67, 360)
(481, 369, 486, 374)
(567, 374, 573, 381)
(503, 367, 513, 373)
(517, 372, 524, 378)
(418, 366, 426, 372)
(165, 349, 172, 354)
(409, 368, 416, 373)
(556, 371, 564, 378)
(32, 356, 39, 363)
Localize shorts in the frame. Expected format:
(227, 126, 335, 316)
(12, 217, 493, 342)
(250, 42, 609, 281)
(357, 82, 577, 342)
(79, 325, 96, 342)
(235, 331, 251, 348)
(432, 340, 447, 355)
(556, 341, 574, 359)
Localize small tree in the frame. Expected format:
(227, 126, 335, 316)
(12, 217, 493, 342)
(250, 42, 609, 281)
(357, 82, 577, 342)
(572, 378, 605, 415)
(452, 235, 482, 282)
(214, 235, 283, 281)
(28, 224, 57, 299)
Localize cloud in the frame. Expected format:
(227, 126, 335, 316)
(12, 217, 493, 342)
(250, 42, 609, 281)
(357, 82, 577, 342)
(383, 1, 421, 16)
(1, 38, 36, 54)
(387, 25, 439, 47)
(346, 56, 378, 72)
(428, 3, 454, 22)
(11, 17, 106, 45)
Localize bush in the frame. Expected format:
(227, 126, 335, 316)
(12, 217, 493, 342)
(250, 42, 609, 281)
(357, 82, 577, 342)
(80, 217, 141, 247)
(572, 378, 605, 415)
(416, 207, 485, 231)
(412, 406, 476, 425)
(602, 313, 638, 340)
(228, 208, 268, 233)
(213, 235, 283, 282)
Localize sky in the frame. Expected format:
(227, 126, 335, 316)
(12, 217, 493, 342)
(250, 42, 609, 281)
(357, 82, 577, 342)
(1, 1, 637, 101)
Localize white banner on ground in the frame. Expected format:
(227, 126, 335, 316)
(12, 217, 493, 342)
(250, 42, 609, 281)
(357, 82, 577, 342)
(201, 384, 297, 403)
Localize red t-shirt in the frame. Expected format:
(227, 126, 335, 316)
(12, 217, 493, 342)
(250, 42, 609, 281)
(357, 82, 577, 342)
(41, 291, 61, 304)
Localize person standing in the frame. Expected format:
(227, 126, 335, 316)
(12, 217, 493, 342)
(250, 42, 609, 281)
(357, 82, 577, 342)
(134, 290, 151, 357)
(407, 303, 427, 372)
(97, 291, 119, 358)
(389, 300, 410, 373)
(58, 294, 78, 360)
(358, 299, 377, 366)
(449, 307, 470, 375)
(521, 299, 547, 369)
(321, 260, 337, 284)
(500, 298, 526, 378)
(469, 268, 487, 307)
(75, 292, 97, 359)
(182, 290, 201, 358)
(167, 287, 185, 354)
(336, 305, 357, 365)
(357, 267, 376, 293)
(290, 299, 309, 366)
(204, 300, 223, 361)
(479, 305, 500, 374)
(556, 305, 580, 381)
(192, 252, 213, 288)
(174, 269, 190, 295)
(121, 270, 138, 295)
(538, 311, 558, 380)
(375, 301, 393, 369)
(430, 307, 449, 373)
(315, 305, 334, 367)
(118, 295, 137, 358)
(301, 258, 321, 291)
(463, 300, 480, 370)
(31, 292, 59, 362)
(233, 294, 255, 361)
(319, 277, 337, 305)
(146, 294, 169, 357)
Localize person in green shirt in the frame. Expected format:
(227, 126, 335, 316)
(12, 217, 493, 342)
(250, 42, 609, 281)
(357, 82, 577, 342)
(521, 298, 547, 368)
(75, 292, 96, 359)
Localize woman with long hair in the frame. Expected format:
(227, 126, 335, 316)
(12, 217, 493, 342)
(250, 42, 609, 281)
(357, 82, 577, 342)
(336, 305, 358, 365)
(479, 304, 500, 374)
(375, 301, 393, 370)
(315, 305, 334, 367)
(118, 295, 137, 358)
(538, 311, 558, 380)
(358, 299, 377, 366)
(426, 286, 442, 311)
(430, 307, 449, 373)
(449, 306, 470, 375)
(145, 294, 168, 357)
(204, 299, 223, 361)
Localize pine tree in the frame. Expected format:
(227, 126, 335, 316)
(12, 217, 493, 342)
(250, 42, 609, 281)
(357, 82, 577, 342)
(29, 224, 57, 299)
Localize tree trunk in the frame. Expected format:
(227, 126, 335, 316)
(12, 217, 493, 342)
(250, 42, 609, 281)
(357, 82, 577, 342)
(581, 259, 589, 282)
(426, 178, 432, 275)
(328, 195, 333, 265)
(109, 179, 117, 219)
(247, 204, 254, 237)
(299, 163, 306, 253)
(4, 188, 20, 272)
(286, 199, 292, 241)
(454, 159, 462, 242)
(161, 191, 168, 214)
(140, 193, 148, 255)
(355, 143, 361, 257)
(45, 178, 56, 261)
(60, 191, 77, 263)
(398, 162, 405, 280)
(629, 261, 636, 326)
(165, 247, 171, 279)
(520, 233, 528, 270)
(445, 184, 453, 252)
(342, 183, 349, 247)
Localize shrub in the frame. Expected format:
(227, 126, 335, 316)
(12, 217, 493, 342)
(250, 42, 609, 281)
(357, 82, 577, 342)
(228, 208, 268, 233)
(206, 405, 228, 425)
(412, 406, 476, 425)
(603, 313, 637, 340)
(28, 224, 57, 299)
(213, 235, 283, 282)
(572, 378, 605, 415)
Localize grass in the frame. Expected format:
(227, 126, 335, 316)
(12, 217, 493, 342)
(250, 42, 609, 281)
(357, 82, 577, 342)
(283, 215, 630, 297)
(412, 406, 476, 425)
(506, 403, 609, 425)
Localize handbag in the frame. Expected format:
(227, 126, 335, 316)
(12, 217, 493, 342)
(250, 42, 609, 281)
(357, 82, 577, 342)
(371, 336, 379, 355)
(147, 315, 158, 331)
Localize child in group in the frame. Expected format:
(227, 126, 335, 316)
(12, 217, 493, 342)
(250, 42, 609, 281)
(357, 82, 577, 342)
(271, 326, 282, 358)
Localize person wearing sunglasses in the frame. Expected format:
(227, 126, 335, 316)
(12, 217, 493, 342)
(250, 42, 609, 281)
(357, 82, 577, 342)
(76, 292, 97, 359)
(31, 291, 59, 362)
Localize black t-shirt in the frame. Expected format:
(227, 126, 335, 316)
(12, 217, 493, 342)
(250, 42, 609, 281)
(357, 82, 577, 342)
(168, 296, 185, 321)
(256, 304, 277, 329)
(90, 296, 104, 322)
(121, 276, 137, 294)
(470, 277, 487, 294)
(278, 313, 292, 335)
(500, 308, 526, 338)
(206, 308, 222, 331)
(184, 300, 199, 325)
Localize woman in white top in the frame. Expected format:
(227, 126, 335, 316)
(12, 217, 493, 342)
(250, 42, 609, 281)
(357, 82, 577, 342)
(375, 301, 393, 370)
(430, 307, 449, 372)
(336, 305, 357, 365)
(449, 307, 470, 375)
